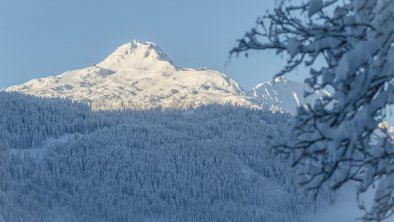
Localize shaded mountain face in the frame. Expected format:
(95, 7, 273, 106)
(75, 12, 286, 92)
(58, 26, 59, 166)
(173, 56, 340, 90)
(6, 40, 324, 113)
(7, 40, 252, 110)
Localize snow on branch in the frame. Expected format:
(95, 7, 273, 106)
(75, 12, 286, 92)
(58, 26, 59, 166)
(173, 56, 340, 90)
(232, 0, 394, 221)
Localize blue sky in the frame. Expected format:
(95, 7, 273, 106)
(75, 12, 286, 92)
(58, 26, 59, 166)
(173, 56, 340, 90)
(0, 0, 308, 90)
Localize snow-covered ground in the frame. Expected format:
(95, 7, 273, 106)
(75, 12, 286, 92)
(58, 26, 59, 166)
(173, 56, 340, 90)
(10, 133, 79, 158)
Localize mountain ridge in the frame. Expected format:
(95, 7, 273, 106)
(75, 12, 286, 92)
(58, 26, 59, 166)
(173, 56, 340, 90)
(6, 40, 321, 113)
(249, 76, 328, 114)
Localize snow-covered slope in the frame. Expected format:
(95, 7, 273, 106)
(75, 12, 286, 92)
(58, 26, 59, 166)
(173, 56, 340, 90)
(249, 76, 327, 114)
(7, 40, 252, 110)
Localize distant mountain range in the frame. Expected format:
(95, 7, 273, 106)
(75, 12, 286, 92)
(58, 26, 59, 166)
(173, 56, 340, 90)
(6, 40, 324, 114)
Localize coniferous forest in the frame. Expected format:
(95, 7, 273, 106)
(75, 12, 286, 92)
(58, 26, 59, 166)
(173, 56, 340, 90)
(0, 92, 320, 222)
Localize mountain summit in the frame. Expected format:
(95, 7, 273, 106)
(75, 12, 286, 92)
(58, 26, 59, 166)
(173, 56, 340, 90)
(98, 40, 176, 71)
(7, 41, 253, 110)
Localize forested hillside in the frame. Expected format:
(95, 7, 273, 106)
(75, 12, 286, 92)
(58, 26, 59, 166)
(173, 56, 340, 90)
(0, 92, 319, 222)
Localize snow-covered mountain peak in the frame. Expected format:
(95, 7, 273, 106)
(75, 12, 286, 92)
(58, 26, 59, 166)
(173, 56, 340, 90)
(98, 40, 176, 71)
(6, 40, 327, 112)
(249, 77, 325, 114)
(7, 40, 254, 110)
